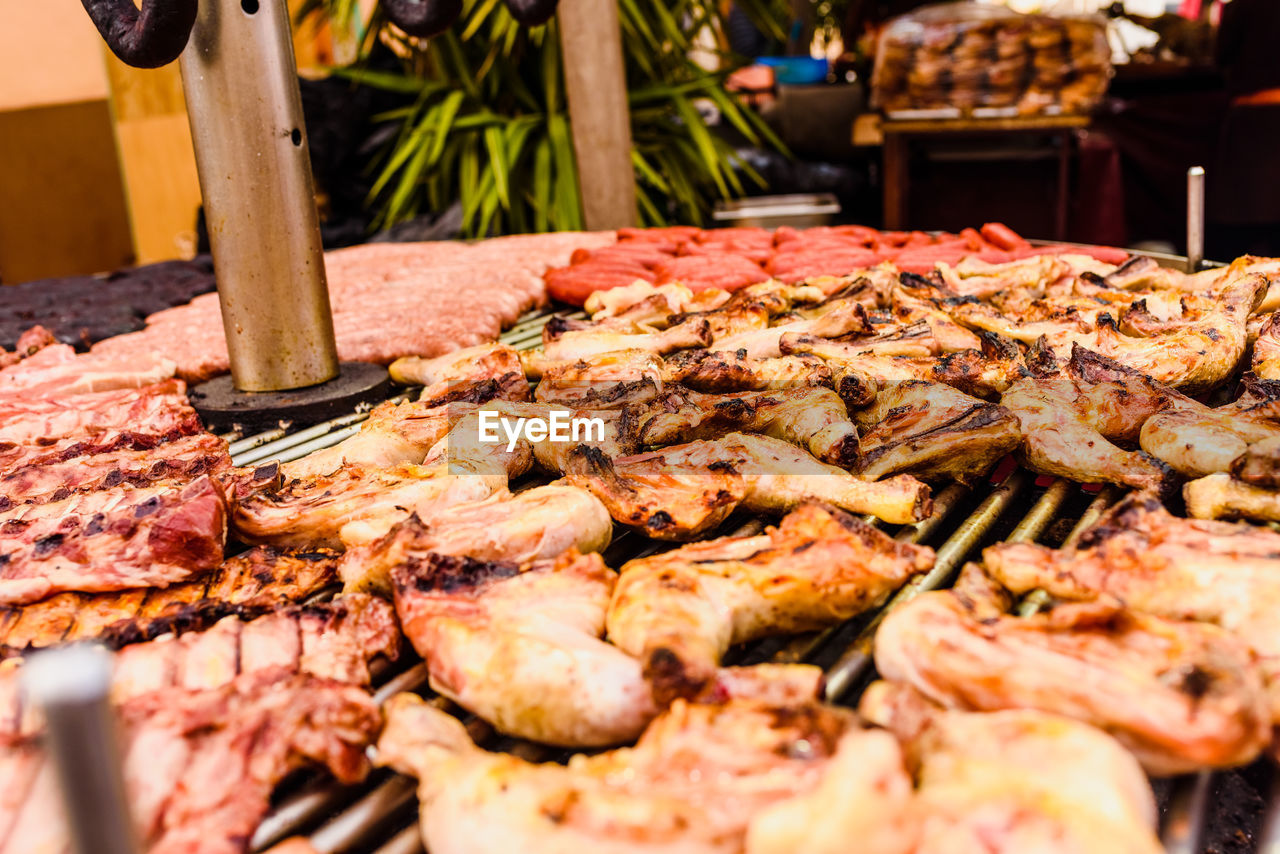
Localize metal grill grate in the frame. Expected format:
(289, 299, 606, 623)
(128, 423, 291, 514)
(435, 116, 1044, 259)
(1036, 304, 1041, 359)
(220, 306, 1270, 854)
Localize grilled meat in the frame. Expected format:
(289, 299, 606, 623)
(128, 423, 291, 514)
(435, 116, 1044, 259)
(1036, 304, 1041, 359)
(0, 545, 339, 655)
(935, 254, 1077, 299)
(854, 380, 1020, 483)
(0, 345, 176, 399)
(565, 433, 931, 539)
(743, 728, 917, 854)
(888, 286, 983, 352)
(659, 350, 876, 408)
(1184, 472, 1280, 522)
(533, 349, 664, 408)
(0, 670, 381, 854)
(710, 300, 870, 360)
(874, 567, 1270, 774)
(338, 484, 613, 595)
(634, 386, 860, 468)
(0, 476, 227, 606)
(1231, 435, 1280, 488)
(521, 320, 712, 379)
(232, 462, 509, 549)
(388, 341, 529, 399)
(391, 549, 657, 747)
(1000, 375, 1177, 497)
(377, 692, 856, 854)
(1254, 312, 1280, 379)
(0, 326, 55, 370)
(583, 281, 716, 319)
(607, 503, 933, 705)
(859, 682, 1162, 854)
(0, 379, 199, 446)
(0, 432, 230, 508)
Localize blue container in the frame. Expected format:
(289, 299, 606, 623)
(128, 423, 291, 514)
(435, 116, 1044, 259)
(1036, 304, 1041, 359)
(756, 56, 829, 85)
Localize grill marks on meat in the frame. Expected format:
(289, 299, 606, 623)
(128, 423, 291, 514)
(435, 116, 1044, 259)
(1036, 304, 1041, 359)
(606, 503, 933, 706)
(0, 432, 230, 507)
(0, 477, 228, 605)
(0, 670, 381, 854)
(0, 546, 340, 655)
(377, 692, 856, 854)
(874, 566, 1271, 775)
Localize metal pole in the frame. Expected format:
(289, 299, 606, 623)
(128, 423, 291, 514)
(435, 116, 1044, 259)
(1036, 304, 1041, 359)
(23, 645, 138, 854)
(179, 0, 340, 392)
(1187, 165, 1205, 272)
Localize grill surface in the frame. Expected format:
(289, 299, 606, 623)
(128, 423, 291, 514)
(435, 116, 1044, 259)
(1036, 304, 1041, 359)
(220, 306, 1274, 854)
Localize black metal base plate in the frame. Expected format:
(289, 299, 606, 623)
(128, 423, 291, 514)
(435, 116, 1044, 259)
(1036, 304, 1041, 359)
(191, 362, 392, 434)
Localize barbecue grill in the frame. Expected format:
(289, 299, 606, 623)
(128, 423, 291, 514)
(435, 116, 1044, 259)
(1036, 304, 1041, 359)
(205, 302, 1275, 854)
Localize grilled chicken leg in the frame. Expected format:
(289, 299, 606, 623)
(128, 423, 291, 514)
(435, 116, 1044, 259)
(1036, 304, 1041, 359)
(377, 692, 857, 854)
(859, 682, 1163, 854)
(1184, 472, 1280, 522)
(607, 503, 933, 705)
(874, 567, 1270, 774)
(521, 319, 712, 378)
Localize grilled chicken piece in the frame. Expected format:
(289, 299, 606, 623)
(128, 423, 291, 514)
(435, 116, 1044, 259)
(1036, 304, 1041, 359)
(1000, 375, 1177, 497)
(888, 286, 983, 352)
(935, 254, 1075, 299)
(377, 692, 856, 854)
(0, 546, 340, 655)
(390, 549, 657, 747)
(1254, 312, 1280, 379)
(984, 492, 1280, 735)
(0, 670, 381, 854)
(388, 341, 528, 392)
(0, 477, 227, 607)
(782, 331, 1023, 399)
(659, 350, 875, 407)
(584, 281, 705, 318)
(854, 380, 1020, 483)
(232, 462, 510, 549)
(1231, 435, 1280, 488)
(0, 432, 230, 507)
(874, 567, 1270, 774)
(634, 387, 860, 468)
(565, 433, 931, 539)
(521, 320, 712, 379)
(1104, 253, 1280, 298)
(711, 300, 870, 360)
(1184, 472, 1280, 522)
(607, 503, 933, 705)
(283, 377, 516, 480)
(0, 378, 200, 450)
(860, 682, 1162, 854)
(743, 728, 917, 854)
(533, 349, 664, 408)
(338, 484, 613, 595)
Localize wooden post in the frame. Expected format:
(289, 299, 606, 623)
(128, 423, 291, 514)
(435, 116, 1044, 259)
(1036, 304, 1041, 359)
(558, 0, 637, 230)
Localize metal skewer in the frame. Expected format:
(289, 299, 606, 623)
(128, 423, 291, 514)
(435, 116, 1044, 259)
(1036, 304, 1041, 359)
(1187, 166, 1206, 273)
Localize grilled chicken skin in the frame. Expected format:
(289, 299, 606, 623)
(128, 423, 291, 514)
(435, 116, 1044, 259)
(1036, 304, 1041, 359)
(607, 503, 934, 705)
(565, 433, 931, 539)
(377, 692, 857, 854)
(874, 567, 1270, 774)
(854, 380, 1020, 484)
(859, 682, 1163, 854)
(338, 484, 613, 595)
(389, 341, 530, 397)
(521, 319, 712, 378)
(1184, 471, 1280, 523)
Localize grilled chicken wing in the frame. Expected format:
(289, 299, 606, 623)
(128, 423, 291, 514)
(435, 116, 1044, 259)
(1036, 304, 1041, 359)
(874, 567, 1270, 774)
(860, 682, 1163, 854)
(566, 433, 931, 539)
(1254, 312, 1280, 379)
(711, 300, 871, 360)
(607, 503, 933, 705)
(659, 350, 876, 407)
(634, 387, 860, 468)
(231, 462, 510, 549)
(338, 484, 613, 594)
(888, 286, 983, 352)
(521, 320, 712, 378)
(854, 380, 1020, 483)
(377, 692, 856, 854)
(534, 349, 664, 408)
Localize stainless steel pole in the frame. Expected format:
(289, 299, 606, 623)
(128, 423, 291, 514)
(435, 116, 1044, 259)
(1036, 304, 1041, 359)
(23, 645, 138, 854)
(1187, 165, 1205, 272)
(179, 0, 340, 392)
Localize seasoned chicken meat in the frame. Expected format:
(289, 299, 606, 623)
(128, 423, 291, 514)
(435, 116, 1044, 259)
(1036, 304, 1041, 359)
(1184, 472, 1280, 522)
(607, 502, 933, 705)
(533, 349, 664, 408)
(874, 567, 1270, 774)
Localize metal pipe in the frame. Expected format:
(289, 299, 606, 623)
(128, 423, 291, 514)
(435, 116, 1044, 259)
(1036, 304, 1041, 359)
(1187, 166, 1206, 273)
(23, 645, 138, 854)
(179, 0, 340, 392)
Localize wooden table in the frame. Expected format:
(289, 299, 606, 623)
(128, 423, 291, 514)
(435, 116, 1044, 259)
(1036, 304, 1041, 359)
(873, 114, 1092, 238)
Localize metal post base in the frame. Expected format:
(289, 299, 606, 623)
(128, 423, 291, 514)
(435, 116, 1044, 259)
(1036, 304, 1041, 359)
(190, 362, 390, 434)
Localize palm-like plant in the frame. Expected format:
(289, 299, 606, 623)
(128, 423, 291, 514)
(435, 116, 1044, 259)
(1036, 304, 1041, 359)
(296, 0, 785, 236)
